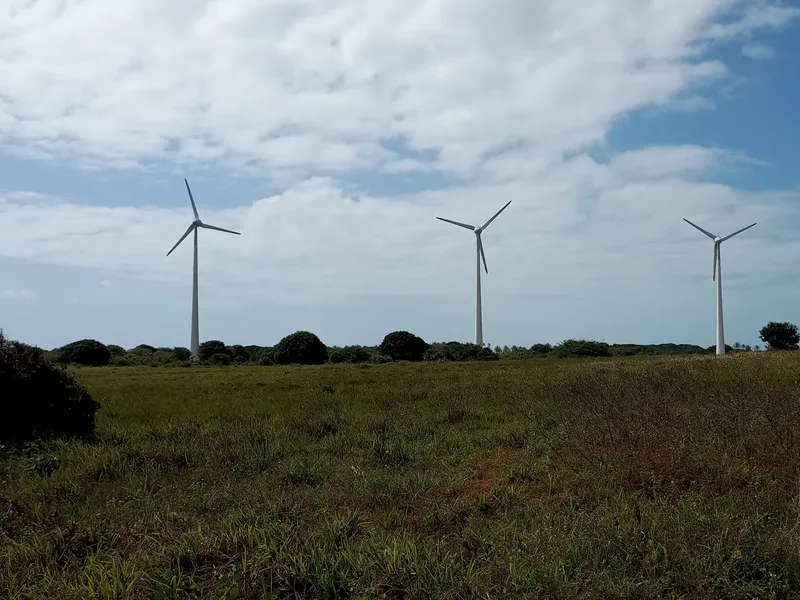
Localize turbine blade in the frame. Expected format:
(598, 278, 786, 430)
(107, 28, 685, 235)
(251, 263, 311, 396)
(185, 178, 199, 219)
(200, 223, 241, 235)
(167, 224, 195, 256)
(683, 218, 716, 239)
(720, 222, 756, 242)
(713, 243, 718, 281)
(481, 200, 512, 230)
(436, 216, 475, 230)
(478, 235, 488, 274)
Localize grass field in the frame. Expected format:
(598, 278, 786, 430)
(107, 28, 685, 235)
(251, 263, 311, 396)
(2, 353, 800, 599)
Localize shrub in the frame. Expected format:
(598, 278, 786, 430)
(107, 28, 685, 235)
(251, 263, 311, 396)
(56, 339, 111, 366)
(208, 353, 232, 366)
(244, 345, 266, 364)
(329, 345, 372, 364)
(759, 322, 799, 351)
(0, 333, 99, 444)
(150, 350, 175, 365)
(611, 343, 706, 357)
(171, 347, 192, 362)
(258, 347, 276, 366)
(423, 342, 499, 362)
(530, 343, 553, 357)
(550, 339, 612, 358)
(379, 331, 429, 362)
(129, 344, 156, 356)
(107, 344, 126, 357)
(199, 340, 228, 363)
(274, 331, 328, 365)
(228, 344, 250, 364)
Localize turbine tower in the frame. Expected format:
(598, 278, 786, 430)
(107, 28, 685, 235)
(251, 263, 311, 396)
(167, 179, 241, 361)
(436, 201, 512, 347)
(683, 218, 756, 356)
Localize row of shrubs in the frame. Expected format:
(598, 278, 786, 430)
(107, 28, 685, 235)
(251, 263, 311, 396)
(42, 321, 800, 367)
(45, 331, 500, 367)
(41, 334, 717, 367)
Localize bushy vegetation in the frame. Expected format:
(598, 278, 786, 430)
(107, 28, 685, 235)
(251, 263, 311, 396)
(0, 333, 99, 444)
(3, 353, 800, 598)
(550, 339, 612, 358)
(55, 339, 111, 366)
(329, 344, 373, 364)
(760, 321, 800, 351)
(274, 331, 329, 365)
(379, 331, 429, 362)
(424, 341, 499, 362)
(44, 320, 794, 369)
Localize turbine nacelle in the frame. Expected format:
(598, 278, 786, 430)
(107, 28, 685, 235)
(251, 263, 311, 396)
(166, 179, 241, 257)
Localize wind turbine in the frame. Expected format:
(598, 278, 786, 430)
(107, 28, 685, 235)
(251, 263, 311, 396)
(683, 218, 756, 356)
(167, 179, 241, 361)
(436, 201, 512, 347)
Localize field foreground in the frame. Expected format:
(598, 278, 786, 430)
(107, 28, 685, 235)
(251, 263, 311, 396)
(2, 354, 800, 599)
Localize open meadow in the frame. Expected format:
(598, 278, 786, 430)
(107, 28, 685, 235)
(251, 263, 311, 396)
(2, 353, 800, 599)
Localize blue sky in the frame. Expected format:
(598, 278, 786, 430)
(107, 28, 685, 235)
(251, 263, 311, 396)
(1, 0, 799, 351)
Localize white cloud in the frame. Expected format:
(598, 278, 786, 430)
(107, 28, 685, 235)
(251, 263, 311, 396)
(0, 0, 796, 179)
(100, 280, 113, 287)
(742, 43, 776, 59)
(0, 288, 35, 299)
(0, 150, 797, 309)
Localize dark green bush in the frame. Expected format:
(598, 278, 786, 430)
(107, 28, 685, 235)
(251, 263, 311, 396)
(228, 344, 250, 364)
(329, 345, 372, 364)
(199, 340, 228, 363)
(171, 347, 192, 362)
(208, 353, 231, 366)
(244, 345, 266, 364)
(550, 339, 612, 358)
(610, 343, 706, 357)
(258, 347, 276, 366)
(0, 333, 99, 444)
(274, 332, 328, 365)
(129, 344, 156, 356)
(423, 342, 499, 362)
(107, 344, 126, 357)
(379, 331, 429, 362)
(56, 339, 111, 366)
(759, 322, 799, 351)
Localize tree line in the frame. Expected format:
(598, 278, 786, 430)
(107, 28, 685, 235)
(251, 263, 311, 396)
(41, 322, 800, 367)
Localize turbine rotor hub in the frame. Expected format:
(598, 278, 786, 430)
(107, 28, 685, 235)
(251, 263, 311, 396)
(714, 237, 721, 243)
(474, 227, 482, 235)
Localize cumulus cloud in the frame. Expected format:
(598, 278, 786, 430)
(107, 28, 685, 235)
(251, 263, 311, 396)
(0, 0, 796, 180)
(1, 150, 798, 307)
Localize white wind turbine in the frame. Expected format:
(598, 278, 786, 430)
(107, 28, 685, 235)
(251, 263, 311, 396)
(167, 179, 241, 362)
(683, 218, 756, 356)
(437, 201, 512, 347)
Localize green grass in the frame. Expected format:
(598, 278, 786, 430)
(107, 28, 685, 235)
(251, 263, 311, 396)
(2, 353, 800, 599)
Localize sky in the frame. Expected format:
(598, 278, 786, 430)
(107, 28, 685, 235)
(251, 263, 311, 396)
(1, 0, 800, 351)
